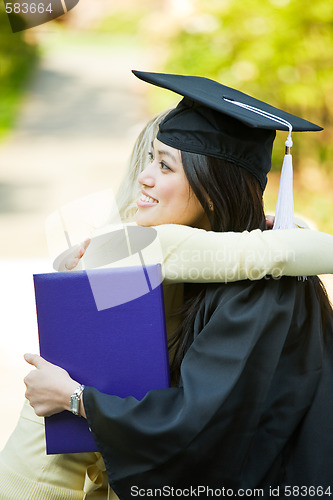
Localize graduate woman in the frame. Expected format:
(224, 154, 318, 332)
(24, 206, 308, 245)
(24, 72, 333, 499)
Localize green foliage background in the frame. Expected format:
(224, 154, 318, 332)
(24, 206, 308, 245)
(145, 0, 332, 167)
(0, 5, 39, 139)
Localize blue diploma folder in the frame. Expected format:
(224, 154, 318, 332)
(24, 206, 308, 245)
(33, 265, 170, 454)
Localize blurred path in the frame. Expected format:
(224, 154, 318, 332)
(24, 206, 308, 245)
(0, 36, 149, 259)
(0, 34, 150, 448)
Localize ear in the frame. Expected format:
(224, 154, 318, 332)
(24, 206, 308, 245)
(208, 200, 214, 212)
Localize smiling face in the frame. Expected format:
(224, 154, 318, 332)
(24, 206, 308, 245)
(135, 139, 210, 229)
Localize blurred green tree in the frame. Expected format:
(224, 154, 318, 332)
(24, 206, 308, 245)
(145, 1, 332, 165)
(0, 6, 39, 140)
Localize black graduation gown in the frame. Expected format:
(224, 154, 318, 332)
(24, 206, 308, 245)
(83, 277, 333, 499)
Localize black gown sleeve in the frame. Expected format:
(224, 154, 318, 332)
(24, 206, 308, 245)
(83, 277, 333, 498)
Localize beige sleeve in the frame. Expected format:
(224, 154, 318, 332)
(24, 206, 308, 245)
(154, 224, 333, 284)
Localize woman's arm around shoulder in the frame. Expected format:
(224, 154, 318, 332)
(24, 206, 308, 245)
(154, 224, 333, 283)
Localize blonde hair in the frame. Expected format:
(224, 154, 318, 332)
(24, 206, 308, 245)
(116, 108, 172, 222)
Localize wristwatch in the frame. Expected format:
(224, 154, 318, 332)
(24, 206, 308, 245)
(70, 384, 85, 416)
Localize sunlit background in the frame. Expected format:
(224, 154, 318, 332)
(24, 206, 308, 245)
(0, 0, 332, 447)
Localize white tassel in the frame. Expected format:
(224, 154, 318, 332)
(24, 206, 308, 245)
(273, 134, 295, 230)
(221, 98, 296, 230)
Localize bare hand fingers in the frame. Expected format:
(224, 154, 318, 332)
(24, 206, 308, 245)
(64, 238, 91, 270)
(65, 256, 80, 270)
(82, 238, 91, 250)
(24, 353, 49, 369)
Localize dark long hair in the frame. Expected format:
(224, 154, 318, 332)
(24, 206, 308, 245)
(168, 151, 332, 384)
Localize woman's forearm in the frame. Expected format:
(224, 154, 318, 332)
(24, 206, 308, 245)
(154, 225, 333, 283)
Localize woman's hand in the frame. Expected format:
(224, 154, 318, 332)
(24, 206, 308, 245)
(24, 353, 80, 417)
(64, 238, 91, 271)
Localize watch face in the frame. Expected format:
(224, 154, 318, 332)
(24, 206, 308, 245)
(70, 385, 84, 415)
(70, 396, 80, 415)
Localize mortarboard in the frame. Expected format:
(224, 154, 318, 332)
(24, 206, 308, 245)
(132, 70, 323, 230)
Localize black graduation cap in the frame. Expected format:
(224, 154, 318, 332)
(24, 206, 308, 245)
(132, 70, 323, 229)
